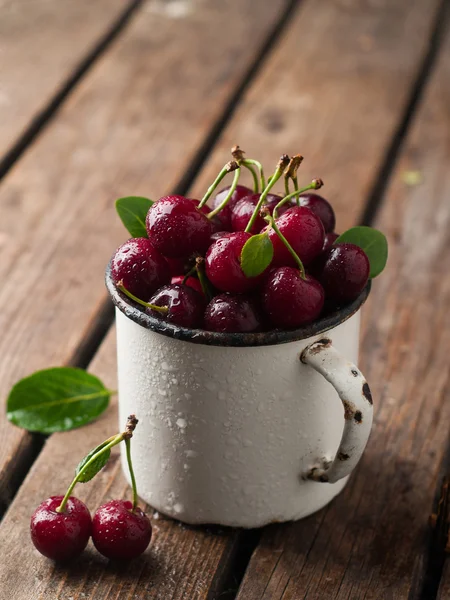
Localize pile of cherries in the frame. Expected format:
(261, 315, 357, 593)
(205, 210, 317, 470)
(111, 149, 370, 333)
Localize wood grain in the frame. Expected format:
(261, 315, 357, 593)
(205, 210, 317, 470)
(190, 0, 442, 233)
(237, 11, 450, 600)
(0, 0, 289, 513)
(0, 0, 135, 157)
(0, 328, 240, 600)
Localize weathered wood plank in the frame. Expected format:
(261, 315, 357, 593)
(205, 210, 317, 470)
(0, 0, 136, 157)
(237, 8, 450, 600)
(0, 328, 241, 600)
(0, 0, 290, 512)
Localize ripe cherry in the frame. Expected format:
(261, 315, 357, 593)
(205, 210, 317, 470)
(30, 496, 92, 561)
(92, 500, 152, 560)
(111, 238, 170, 299)
(205, 232, 265, 293)
(323, 231, 339, 252)
(211, 184, 253, 230)
(204, 293, 262, 333)
(319, 243, 369, 304)
(147, 284, 206, 328)
(146, 195, 212, 259)
(267, 206, 325, 267)
(299, 193, 336, 232)
(230, 193, 284, 233)
(263, 267, 324, 328)
(171, 275, 204, 295)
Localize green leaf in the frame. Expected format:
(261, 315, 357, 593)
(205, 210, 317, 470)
(6, 367, 111, 433)
(335, 226, 388, 278)
(240, 233, 274, 278)
(115, 196, 153, 238)
(75, 440, 112, 483)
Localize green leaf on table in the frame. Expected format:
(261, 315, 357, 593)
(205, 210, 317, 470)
(75, 439, 112, 483)
(115, 196, 153, 238)
(335, 226, 388, 278)
(240, 232, 273, 278)
(6, 367, 111, 434)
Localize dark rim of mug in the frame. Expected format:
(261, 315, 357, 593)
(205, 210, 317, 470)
(105, 262, 371, 347)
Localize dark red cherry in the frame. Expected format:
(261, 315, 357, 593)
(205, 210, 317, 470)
(171, 275, 204, 295)
(205, 232, 265, 293)
(92, 500, 152, 560)
(147, 284, 205, 328)
(189, 198, 222, 232)
(323, 231, 339, 252)
(267, 206, 325, 267)
(111, 238, 170, 299)
(230, 193, 284, 233)
(204, 293, 262, 333)
(30, 496, 92, 561)
(263, 267, 324, 328)
(166, 257, 187, 276)
(299, 193, 336, 232)
(319, 243, 370, 304)
(146, 195, 212, 259)
(307, 232, 340, 278)
(211, 184, 253, 230)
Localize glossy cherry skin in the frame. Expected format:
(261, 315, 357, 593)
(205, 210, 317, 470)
(92, 500, 152, 560)
(267, 206, 325, 267)
(211, 184, 253, 231)
(205, 232, 265, 293)
(147, 284, 206, 328)
(231, 193, 284, 233)
(111, 238, 171, 299)
(263, 267, 325, 328)
(299, 193, 336, 233)
(171, 275, 204, 295)
(319, 243, 370, 304)
(30, 496, 92, 561)
(146, 195, 212, 259)
(307, 232, 340, 278)
(322, 231, 339, 252)
(204, 293, 262, 333)
(190, 198, 222, 232)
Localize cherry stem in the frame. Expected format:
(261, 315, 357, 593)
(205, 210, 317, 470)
(118, 282, 169, 314)
(273, 178, 323, 219)
(293, 176, 299, 205)
(195, 257, 213, 301)
(241, 159, 265, 191)
(266, 215, 306, 279)
(284, 177, 290, 198)
(182, 265, 197, 284)
(243, 162, 259, 193)
(244, 156, 289, 234)
(207, 168, 241, 218)
(198, 161, 239, 209)
(56, 433, 123, 513)
(125, 437, 138, 511)
(56, 415, 139, 514)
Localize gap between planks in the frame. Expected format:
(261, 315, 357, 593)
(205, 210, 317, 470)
(0, 0, 144, 182)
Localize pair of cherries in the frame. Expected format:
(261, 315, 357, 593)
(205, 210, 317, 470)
(30, 416, 152, 562)
(111, 180, 369, 332)
(31, 496, 151, 561)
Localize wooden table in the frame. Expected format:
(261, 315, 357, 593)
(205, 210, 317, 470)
(0, 0, 449, 597)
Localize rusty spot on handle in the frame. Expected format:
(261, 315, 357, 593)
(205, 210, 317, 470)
(338, 451, 350, 461)
(343, 399, 355, 420)
(354, 410, 363, 424)
(362, 382, 373, 405)
(307, 338, 332, 356)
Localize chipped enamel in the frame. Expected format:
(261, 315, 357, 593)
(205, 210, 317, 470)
(115, 307, 373, 528)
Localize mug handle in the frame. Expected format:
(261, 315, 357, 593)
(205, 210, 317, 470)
(300, 337, 373, 484)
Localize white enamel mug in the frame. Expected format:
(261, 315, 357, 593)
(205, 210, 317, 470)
(106, 267, 373, 528)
